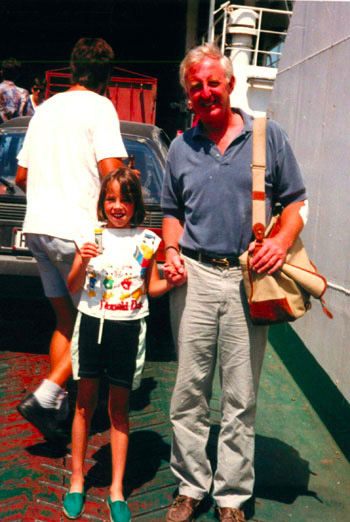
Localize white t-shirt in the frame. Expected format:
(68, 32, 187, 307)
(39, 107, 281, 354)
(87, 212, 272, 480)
(78, 227, 161, 321)
(17, 90, 127, 241)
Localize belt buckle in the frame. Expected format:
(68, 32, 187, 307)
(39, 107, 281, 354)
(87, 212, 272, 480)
(212, 257, 230, 268)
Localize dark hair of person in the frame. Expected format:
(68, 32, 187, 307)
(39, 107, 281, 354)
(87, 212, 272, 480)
(1, 58, 21, 81)
(97, 167, 146, 226)
(70, 37, 114, 90)
(32, 77, 46, 90)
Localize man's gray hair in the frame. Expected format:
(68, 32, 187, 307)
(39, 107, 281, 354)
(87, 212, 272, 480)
(180, 43, 233, 91)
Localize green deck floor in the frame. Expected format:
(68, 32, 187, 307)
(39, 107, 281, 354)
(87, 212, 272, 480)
(247, 341, 350, 522)
(1, 327, 350, 521)
(182, 337, 350, 522)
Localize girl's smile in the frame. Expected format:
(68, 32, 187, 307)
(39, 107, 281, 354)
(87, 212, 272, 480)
(104, 180, 135, 228)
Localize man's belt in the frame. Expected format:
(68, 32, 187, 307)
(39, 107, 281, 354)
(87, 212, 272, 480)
(181, 247, 240, 268)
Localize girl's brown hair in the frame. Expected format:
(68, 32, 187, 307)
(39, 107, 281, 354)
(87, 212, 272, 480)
(97, 167, 146, 226)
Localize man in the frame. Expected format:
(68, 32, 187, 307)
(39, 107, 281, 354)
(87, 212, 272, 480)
(25, 77, 46, 114)
(15, 38, 127, 440)
(0, 58, 30, 123)
(162, 43, 308, 522)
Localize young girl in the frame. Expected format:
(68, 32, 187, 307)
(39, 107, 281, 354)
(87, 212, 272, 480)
(63, 168, 175, 521)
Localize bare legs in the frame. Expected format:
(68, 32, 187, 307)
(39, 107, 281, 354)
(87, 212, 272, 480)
(109, 385, 130, 501)
(47, 295, 77, 386)
(17, 245, 79, 439)
(70, 378, 99, 493)
(70, 379, 130, 499)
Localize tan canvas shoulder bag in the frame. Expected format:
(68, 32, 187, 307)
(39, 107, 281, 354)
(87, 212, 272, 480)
(239, 117, 332, 325)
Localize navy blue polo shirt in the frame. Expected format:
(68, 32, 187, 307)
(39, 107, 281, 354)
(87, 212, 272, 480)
(161, 110, 307, 256)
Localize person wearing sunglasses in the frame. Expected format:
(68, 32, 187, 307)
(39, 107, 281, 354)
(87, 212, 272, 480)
(25, 77, 46, 114)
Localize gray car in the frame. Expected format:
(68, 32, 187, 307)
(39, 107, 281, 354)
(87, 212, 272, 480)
(0, 116, 169, 276)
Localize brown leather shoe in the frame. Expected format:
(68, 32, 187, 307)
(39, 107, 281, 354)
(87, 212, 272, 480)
(218, 507, 246, 522)
(165, 495, 201, 522)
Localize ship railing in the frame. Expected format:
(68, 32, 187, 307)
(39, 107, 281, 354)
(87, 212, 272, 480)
(207, 2, 292, 70)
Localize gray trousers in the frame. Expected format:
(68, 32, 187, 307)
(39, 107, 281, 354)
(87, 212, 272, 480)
(169, 255, 268, 508)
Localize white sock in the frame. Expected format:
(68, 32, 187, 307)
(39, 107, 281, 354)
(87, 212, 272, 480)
(33, 379, 63, 409)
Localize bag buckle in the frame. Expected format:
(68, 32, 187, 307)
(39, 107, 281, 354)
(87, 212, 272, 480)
(253, 222, 265, 254)
(212, 257, 230, 268)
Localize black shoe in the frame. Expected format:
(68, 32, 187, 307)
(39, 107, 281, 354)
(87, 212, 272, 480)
(17, 393, 67, 441)
(55, 391, 70, 423)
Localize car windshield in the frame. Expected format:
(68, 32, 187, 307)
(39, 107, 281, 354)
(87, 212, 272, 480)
(0, 131, 25, 181)
(123, 137, 164, 205)
(0, 131, 164, 205)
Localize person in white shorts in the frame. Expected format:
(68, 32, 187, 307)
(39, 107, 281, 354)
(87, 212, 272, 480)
(15, 37, 128, 441)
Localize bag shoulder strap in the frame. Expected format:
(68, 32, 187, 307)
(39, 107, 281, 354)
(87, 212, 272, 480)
(252, 117, 267, 241)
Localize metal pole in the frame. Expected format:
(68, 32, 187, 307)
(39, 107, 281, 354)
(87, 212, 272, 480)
(208, 0, 215, 42)
(185, 0, 200, 51)
(221, 5, 228, 54)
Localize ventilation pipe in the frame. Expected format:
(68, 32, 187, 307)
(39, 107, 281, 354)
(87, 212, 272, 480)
(227, 8, 258, 66)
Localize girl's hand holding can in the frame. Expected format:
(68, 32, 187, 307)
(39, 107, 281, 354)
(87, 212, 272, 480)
(79, 242, 101, 259)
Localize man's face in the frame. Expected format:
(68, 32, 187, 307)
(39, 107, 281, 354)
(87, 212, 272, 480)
(32, 86, 45, 104)
(186, 57, 234, 126)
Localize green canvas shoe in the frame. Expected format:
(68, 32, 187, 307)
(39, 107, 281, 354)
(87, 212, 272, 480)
(107, 496, 132, 522)
(63, 489, 85, 519)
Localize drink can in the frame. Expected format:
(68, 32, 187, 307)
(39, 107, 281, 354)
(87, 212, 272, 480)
(94, 228, 103, 254)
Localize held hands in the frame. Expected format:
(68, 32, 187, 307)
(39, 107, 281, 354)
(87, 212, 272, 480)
(249, 237, 288, 275)
(163, 250, 187, 287)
